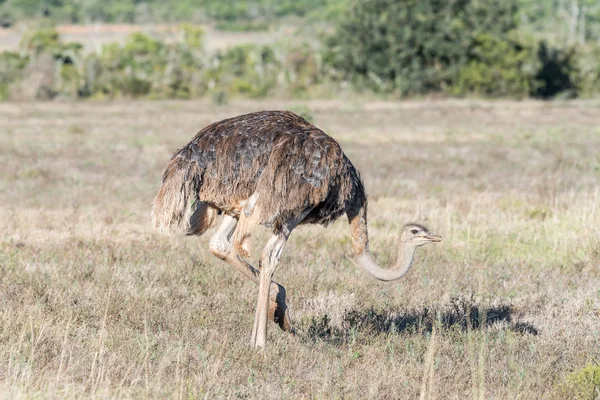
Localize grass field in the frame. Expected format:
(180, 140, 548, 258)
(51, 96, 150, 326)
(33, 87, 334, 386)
(1, 99, 599, 398)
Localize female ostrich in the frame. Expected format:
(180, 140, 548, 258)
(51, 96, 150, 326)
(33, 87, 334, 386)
(152, 111, 441, 349)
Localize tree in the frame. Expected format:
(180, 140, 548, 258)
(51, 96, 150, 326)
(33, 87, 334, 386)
(324, 0, 520, 95)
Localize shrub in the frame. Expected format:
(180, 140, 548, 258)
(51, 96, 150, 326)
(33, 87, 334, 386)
(451, 33, 539, 98)
(206, 44, 280, 98)
(92, 29, 208, 99)
(0, 51, 29, 100)
(20, 28, 61, 56)
(94, 33, 166, 97)
(572, 43, 600, 98)
(181, 24, 204, 50)
(13, 53, 58, 100)
(14, 28, 85, 99)
(324, 0, 520, 95)
(57, 63, 81, 97)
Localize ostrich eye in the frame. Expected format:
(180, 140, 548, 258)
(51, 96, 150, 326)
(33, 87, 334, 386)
(410, 229, 419, 235)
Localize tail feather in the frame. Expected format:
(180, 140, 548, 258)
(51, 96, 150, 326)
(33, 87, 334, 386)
(152, 154, 203, 234)
(187, 201, 217, 236)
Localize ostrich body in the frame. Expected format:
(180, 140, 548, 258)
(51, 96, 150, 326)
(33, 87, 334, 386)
(152, 111, 441, 348)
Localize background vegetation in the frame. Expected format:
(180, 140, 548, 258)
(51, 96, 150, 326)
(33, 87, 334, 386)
(1, 0, 600, 100)
(0, 0, 348, 28)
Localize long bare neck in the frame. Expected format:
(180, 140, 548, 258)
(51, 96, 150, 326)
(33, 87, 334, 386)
(356, 242, 416, 281)
(348, 202, 417, 282)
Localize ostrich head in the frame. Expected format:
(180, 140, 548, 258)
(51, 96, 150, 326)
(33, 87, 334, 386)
(400, 223, 442, 247)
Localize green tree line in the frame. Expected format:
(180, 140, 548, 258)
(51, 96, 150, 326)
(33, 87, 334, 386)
(0, 0, 348, 29)
(2, 0, 599, 42)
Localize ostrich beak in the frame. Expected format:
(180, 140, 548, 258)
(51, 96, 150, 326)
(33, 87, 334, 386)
(424, 234, 442, 242)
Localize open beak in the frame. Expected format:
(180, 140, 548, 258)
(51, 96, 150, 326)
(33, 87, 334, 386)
(424, 234, 442, 242)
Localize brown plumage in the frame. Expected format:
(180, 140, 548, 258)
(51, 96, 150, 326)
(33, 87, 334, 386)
(152, 110, 440, 349)
(153, 110, 366, 254)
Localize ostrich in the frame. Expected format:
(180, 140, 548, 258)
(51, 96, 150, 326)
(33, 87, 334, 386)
(152, 110, 441, 349)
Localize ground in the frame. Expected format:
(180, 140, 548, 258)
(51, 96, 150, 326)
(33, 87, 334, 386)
(0, 99, 599, 398)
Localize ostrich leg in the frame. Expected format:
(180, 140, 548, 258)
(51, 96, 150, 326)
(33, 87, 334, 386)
(209, 215, 293, 332)
(251, 232, 289, 348)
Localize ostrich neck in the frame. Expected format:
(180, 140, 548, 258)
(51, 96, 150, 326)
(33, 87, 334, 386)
(347, 197, 418, 282)
(356, 242, 417, 282)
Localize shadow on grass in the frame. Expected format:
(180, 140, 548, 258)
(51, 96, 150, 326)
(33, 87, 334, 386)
(303, 295, 538, 345)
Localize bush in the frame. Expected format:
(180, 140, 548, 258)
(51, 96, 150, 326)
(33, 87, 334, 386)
(451, 33, 538, 98)
(94, 33, 167, 97)
(572, 43, 600, 98)
(13, 53, 58, 100)
(206, 44, 280, 98)
(181, 24, 204, 50)
(14, 28, 84, 99)
(0, 51, 29, 100)
(20, 28, 61, 56)
(324, 0, 520, 95)
(57, 63, 81, 97)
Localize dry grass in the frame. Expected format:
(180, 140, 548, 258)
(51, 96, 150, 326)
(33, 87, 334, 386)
(0, 99, 599, 399)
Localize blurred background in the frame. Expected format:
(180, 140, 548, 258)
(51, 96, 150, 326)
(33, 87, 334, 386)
(0, 0, 599, 102)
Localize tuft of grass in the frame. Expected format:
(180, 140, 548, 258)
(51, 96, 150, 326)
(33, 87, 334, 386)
(68, 124, 86, 135)
(558, 364, 600, 400)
